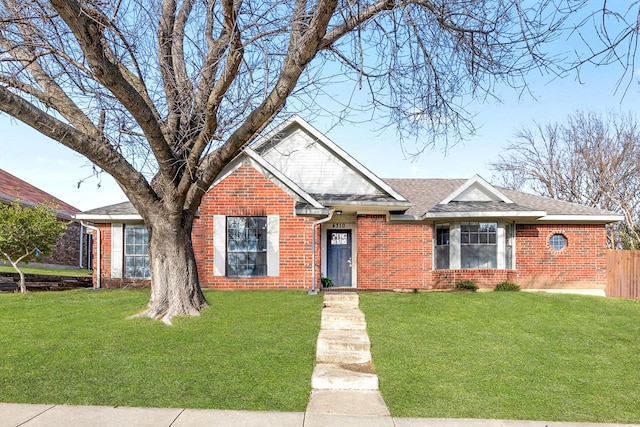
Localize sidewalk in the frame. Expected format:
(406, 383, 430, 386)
(1, 403, 638, 427)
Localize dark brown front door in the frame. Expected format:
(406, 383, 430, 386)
(327, 230, 352, 287)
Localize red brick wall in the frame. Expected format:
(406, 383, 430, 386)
(40, 221, 84, 267)
(515, 223, 607, 288)
(431, 269, 517, 290)
(356, 215, 431, 290)
(194, 162, 319, 290)
(86, 166, 609, 292)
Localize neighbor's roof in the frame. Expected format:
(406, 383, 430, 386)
(385, 178, 622, 220)
(75, 201, 142, 221)
(0, 168, 79, 218)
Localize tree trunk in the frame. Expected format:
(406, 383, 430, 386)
(135, 214, 208, 324)
(4, 258, 26, 293)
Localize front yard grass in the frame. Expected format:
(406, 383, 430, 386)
(360, 292, 640, 424)
(0, 289, 322, 411)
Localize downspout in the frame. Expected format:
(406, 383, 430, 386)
(79, 224, 84, 268)
(81, 222, 101, 289)
(309, 210, 334, 295)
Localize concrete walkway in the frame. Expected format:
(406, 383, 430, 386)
(2, 292, 638, 427)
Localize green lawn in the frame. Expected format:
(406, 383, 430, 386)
(0, 289, 322, 411)
(360, 292, 640, 424)
(0, 264, 92, 277)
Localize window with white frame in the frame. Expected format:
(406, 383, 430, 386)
(435, 223, 450, 269)
(226, 216, 267, 277)
(435, 221, 512, 270)
(124, 224, 150, 278)
(505, 222, 514, 269)
(461, 222, 497, 268)
(549, 233, 567, 251)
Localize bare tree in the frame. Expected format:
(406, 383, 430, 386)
(0, 1, 635, 322)
(491, 110, 640, 248)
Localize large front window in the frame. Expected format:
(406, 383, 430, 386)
(124, 224, 150, 278)
(461, 222, 497, 268)
(226, 216, 267, 277)
(434, 221, 511, 270)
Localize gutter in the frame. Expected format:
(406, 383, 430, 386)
(81, 221, 101, 289)
(309, 210, 334, 295)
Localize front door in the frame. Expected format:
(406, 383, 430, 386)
(327, 230, 352, 287)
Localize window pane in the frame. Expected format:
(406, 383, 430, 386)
(124, 225, 150, 278)
(550, 234, 567, 251)
(461, 244, 497, 269)
(435, 246, 450, 269)
(436, 224, 450, 246)
(226, 216, 268, 277)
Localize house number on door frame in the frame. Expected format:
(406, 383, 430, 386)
(332, 223, 346, 229)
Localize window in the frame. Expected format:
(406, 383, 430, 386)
(124, 224, 150, 278)
(550, 234, 567, 251)
(505, 223, 514, 269)
(460, 222, 497, 268)
(226, 216, 267, 277)
(435, 224, 450, 269)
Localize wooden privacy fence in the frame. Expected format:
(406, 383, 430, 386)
(606, 250, 640, 299)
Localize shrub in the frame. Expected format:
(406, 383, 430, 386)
(454, 279, 478, 292)
(321, 277, 334, 288)
(494, 281, 521, 292)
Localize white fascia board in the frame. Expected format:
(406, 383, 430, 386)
(422, 210, 547, 219)
(244, 148, 324, 209)
(74, 214, 143, 221)
(256, 115, 408, 203)
(439, 174, 514, 204)
(536, 214, 624, 223)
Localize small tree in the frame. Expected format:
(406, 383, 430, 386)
(0, 201, 67, 293)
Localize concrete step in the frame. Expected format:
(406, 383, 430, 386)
(321, 307, 366, 331)
(311, 363, 379, 390)
(323, 292, 359, 309)
(306, 389, 391, 417)
(316, 330, 372, 364)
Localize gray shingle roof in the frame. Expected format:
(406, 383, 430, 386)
(77, 201, 139, 216)
(384, 178, 619, 218)
(77, 180, 620, 221)
(429, 201, 537, 213)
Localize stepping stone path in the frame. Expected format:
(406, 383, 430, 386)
(306, 292, 392, 421)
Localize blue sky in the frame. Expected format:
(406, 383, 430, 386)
(1, 34, 637, 212)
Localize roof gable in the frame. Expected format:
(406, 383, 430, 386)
(211, 148, 325, 209)
(385, 177, 623, 223)
(252, 115, 406, 203)
(440, 175, 513, 204)
(0, 168, 79, 218)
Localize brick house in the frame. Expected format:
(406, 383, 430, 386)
(0, 168, 87, 267)
(76, 116, 622, 291)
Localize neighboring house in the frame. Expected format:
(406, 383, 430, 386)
(76, 116, 623, 291)
(0, 168, 87, 267)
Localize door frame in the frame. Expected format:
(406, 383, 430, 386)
(321, 221, 357, 288)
